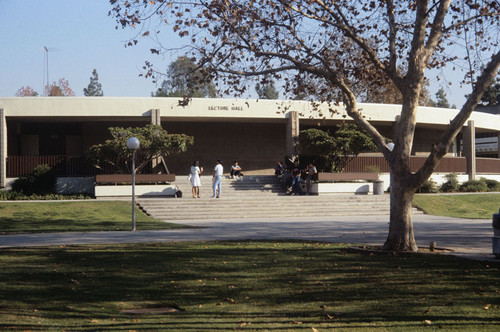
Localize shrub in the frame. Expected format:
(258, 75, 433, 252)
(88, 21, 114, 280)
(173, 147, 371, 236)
(459, 180, 488, 192)
(0, 190, 91, 201)
(11, 165, 56, 195)
(479, 178, 500, 192)
(363, 165, 381, 174)
(440, 173, 460, 192)
(418, 179, 439, 193)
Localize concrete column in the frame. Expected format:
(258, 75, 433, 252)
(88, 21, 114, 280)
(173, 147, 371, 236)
(286, 111, 300, 159)
(150, 109, 163, 173)
(150, 108, 161, 125)
(463, 120, 476, 180)
(0, 108, 6, 188)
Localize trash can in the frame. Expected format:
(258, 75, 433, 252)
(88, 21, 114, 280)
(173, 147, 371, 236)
(373, 180, 384, 195)
(493, 209, 500, 259)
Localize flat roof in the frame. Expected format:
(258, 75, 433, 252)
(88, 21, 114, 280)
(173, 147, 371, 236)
(1, 97, 499, 132)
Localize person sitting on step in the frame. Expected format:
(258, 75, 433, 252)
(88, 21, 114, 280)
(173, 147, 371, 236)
(230, 161, 243, 179)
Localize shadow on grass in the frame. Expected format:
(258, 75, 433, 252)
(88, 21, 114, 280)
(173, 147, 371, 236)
(0, 241, 498, 330)
(0, 201, 191, 234)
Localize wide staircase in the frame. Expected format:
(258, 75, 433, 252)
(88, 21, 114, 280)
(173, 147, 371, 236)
(136, 175, 417, 221)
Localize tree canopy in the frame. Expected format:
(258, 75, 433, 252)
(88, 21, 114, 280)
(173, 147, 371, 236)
(480, 73, 500, 106)
(44, 78, 75, 96)
(15, 86, 39, 97)
(88, 124, 194, 174)
(152, 56, 216, 98)
(84, 69, 104, 96)
(255, 74, 280, 99)
(299, 125, 378, 173)
(432, 87, 451, 108)
(110, 0, 500, 252)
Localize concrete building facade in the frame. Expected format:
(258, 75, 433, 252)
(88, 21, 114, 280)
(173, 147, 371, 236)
(1, 97, 500, 189)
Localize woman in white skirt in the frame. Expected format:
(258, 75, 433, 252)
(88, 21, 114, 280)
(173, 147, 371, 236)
(190, 160, 203, 198)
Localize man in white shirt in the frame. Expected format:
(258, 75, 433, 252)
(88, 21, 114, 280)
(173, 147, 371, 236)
(212, 159, 223, 198)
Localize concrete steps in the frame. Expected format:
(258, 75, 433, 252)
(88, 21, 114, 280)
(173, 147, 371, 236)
(174, 175, 286, 198)
(137, 176, 422, 221)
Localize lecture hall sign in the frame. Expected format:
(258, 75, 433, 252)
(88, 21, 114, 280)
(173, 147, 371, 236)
(208, 105, 244, 111)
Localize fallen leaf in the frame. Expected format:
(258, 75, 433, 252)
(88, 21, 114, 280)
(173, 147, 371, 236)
(484, 304, 491, 310)
(424, 320, 432, 325)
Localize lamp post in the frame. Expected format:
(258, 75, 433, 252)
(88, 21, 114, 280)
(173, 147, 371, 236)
(127, 137, 140, 231)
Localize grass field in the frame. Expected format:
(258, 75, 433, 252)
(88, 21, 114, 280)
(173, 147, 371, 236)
(0, 201, 189, 233)
(413, 193, 500, 219)
(0, 241, 498, 331)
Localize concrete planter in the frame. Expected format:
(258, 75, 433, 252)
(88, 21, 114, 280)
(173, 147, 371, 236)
(311, 182, 371, 195)
(373, 180, 384, 195)
(95, 184, 177, 198)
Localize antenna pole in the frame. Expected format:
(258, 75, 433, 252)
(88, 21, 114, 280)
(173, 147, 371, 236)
(44, 46, 49, 95)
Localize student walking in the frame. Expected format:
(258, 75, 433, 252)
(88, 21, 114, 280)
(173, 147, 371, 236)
(212, 159, 223, 198)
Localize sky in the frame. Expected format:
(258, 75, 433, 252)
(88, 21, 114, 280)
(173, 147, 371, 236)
(0, 0, 473, 107)
(0, 0, 173, 98)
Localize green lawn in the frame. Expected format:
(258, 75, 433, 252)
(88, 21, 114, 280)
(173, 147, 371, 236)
(0, 241, 498, 331)
(0, 201, 189, 233)
(413, 193, 500, 219)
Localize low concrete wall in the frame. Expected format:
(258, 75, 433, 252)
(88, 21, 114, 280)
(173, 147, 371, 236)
(94, 184, 177, 198)
(311, 182, 372, 195)
(56, 177, 94, 195)
(311, 173, 500, 195)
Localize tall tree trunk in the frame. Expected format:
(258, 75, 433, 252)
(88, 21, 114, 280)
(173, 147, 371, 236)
(382, 172, 418, 252)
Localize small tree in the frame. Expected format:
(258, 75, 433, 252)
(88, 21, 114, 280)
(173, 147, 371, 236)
(83, 69, 104, 96)
(432, 87, 451, 108)
(44, 78, 75, 96)
(15, 86, 39, 97)
(255, 74, 280, 99)
(300, 124, 378, 172)
(88, 124, 194, 174)
(152, 56, 216, 98)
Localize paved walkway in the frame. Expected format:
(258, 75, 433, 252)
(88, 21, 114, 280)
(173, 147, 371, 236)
(0, 214, 496, 261)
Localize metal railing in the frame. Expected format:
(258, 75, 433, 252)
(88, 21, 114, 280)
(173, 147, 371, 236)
(6, 154, 500, 177)
(344, 155, 499, 173)
(6, 155, 153, 177)
(7, 155, 94, 177)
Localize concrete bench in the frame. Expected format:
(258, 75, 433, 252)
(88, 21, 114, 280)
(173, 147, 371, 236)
(94, 174, 177, 197)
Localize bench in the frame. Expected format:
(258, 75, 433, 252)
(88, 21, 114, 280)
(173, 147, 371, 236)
(95, 174, 176, 185)
(317, 172, 379, 182)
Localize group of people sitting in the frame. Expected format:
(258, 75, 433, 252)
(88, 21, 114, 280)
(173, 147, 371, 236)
(274, 159, 317, 195)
